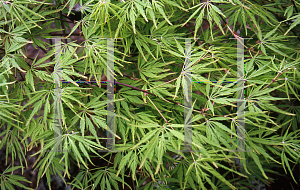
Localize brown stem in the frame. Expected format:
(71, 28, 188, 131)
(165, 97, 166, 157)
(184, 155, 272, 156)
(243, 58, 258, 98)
(261, 68, 291, 91)
(108, 81, 203, 113)
(184, 24, 195, 36)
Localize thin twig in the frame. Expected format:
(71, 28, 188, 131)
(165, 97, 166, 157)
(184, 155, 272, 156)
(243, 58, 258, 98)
(184, 24, 202, 46)
(61, 13, 73, 22)
(226, 24, 249, 50)
(184, 24, 195, 36)
(146, 77, 178, 91)
(292, 0, 299, 13)
(261, 67, 291, 91)
(108, 81, 204, 113)
(147, 96, 170, 125)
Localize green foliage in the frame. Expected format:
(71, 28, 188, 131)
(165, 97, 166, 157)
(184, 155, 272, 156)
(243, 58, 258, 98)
(0, 0, 300, 189)
(0, 165, 33, 190)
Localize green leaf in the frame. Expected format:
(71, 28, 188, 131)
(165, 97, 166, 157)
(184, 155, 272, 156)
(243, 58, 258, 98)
(284, 14, 300, 35)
